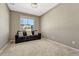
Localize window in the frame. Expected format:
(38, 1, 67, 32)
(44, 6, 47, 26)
(20, 17, 34, 31)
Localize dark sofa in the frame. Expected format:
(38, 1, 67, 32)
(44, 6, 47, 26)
(15, 31, 41, 43)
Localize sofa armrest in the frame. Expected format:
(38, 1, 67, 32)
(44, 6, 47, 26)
(15, 34, 18, 40)
(38, 33, 41, 35)
(38, 33, 41, 39)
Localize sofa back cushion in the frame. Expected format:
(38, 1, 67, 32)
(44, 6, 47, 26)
(17, 30, 35, 36)
(23, 31, 27, 36)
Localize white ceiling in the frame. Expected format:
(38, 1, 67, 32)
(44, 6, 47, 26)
(7, 3, 58, 16)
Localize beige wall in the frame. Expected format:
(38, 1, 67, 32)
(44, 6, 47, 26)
(10, 11, 40, 40)
(0, 4, 10, 49)
(41, 4, 79, 49)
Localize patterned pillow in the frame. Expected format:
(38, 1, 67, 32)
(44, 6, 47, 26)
(26, 31, 32, 36)
(18, 32, 23, 37)
(34, 31, 38, 35)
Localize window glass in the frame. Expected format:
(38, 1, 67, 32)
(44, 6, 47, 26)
(20, 17, 34, 31)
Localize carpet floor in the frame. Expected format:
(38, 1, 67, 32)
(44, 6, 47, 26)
(0, 38, 79, 56)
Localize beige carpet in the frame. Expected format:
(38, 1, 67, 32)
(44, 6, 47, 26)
(0, 38, 79, 56)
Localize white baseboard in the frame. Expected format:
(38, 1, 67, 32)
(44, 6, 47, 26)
(0, 42, 9, 55)
(46, 38, 79, 52)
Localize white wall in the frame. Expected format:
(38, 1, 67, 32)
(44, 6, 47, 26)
(0, 4, 10, 49)
(41, 4, 79, 49)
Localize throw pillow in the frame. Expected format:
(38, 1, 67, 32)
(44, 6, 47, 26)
(27, 31, 32, 36)
(18, 32, 23, 37)
(34, 30, 38, 35)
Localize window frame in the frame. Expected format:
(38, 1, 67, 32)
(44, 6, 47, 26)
(19, 16, 35, 30)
